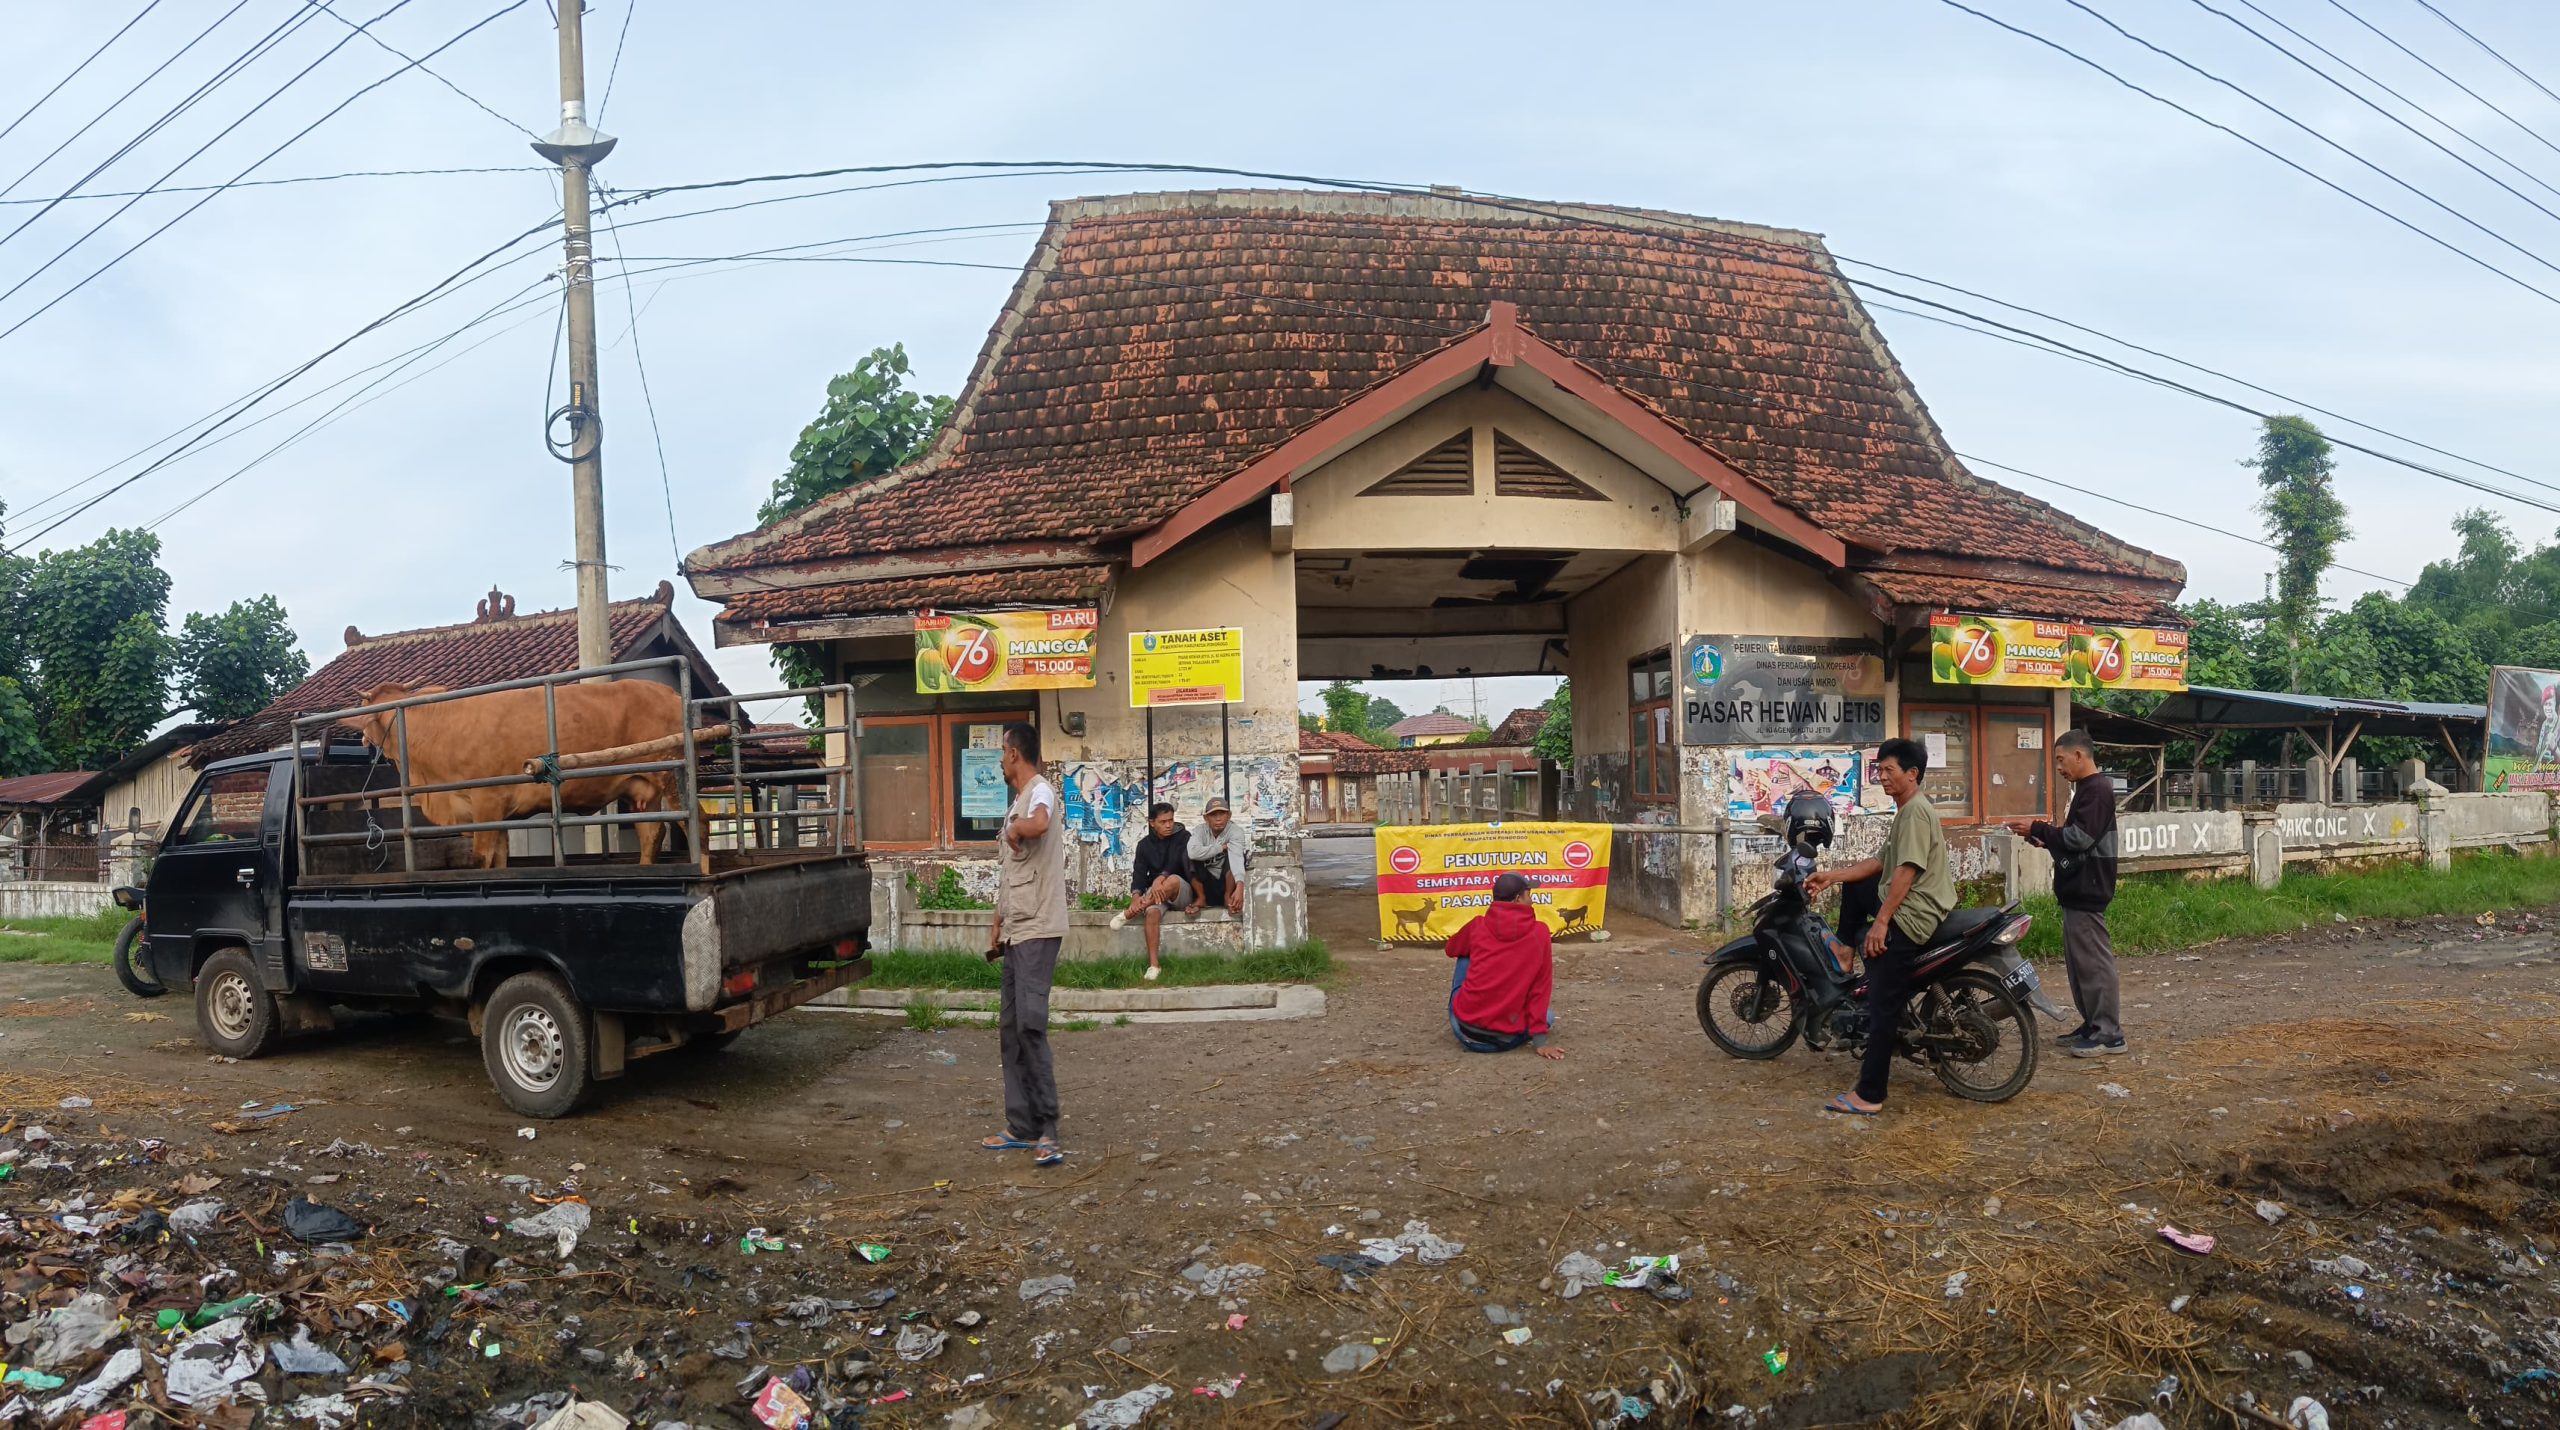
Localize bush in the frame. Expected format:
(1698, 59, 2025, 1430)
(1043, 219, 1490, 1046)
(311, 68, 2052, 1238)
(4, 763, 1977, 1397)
(906, 866, 990, 911)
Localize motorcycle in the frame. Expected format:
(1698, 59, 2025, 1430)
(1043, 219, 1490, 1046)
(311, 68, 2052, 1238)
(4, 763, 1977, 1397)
(108, 884, 164, 1000)
(1695, 792, 2061, 1103)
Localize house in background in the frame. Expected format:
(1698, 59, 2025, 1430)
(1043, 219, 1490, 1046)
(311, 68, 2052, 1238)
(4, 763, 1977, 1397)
(1386, 712, 1476, 748)
(96, 722, 231, 846)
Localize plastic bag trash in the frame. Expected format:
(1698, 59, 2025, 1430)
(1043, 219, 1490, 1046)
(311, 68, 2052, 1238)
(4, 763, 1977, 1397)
(2255, 1200, 2288, 1224)
(1354, 1239, 1407, 1266)
(38, 1347, 140, 1419)
(2098, 1083, 2131, 1099)
(1193, 1376, 1244, 1399)
(508, 1201, 591, 1257)
(2104, 1416, 2167, 1430)
(1080, 1383, 1175, 1429)
(532, 1401, 632, 1430)
(58, 1097, 91, 1110)
(1555, 1251, 1610, 1298)
(517, 1127, 537, 1140)
(1018, 1274, 1077, 1306)
(268, 1325, 350, 1376)
(1603, 1255, 1680, 1291)
(285, 1393, 359, 1429)
(751, 1379, 813, 1430)
(2286, 1397, 2330, 1430)
(78, 1411, 128, 1430)
(1387, 1219, 1465, 1265)
(1314, 1253, 1384, 1280)
(281, 1196, 364, 1244)
(14, 1291, 122, 1367)
(2309, 1254, 2371, 1279)
(1321, 1343, 1379, 1374)
(1194, 1263, 1264, 1296)
(2158, 1225, 2215, 1256)
(3, 1368, 68, 1391)
(1503, 1326, 1534, 1345)
(165, 1317, 266, 1407)
(895, 1324, 948, 1362)
(1943, 1271, 1969, 1299)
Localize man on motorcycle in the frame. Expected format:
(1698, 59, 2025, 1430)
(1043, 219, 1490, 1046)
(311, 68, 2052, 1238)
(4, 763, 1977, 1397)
(1805, 736, 1955, 1115)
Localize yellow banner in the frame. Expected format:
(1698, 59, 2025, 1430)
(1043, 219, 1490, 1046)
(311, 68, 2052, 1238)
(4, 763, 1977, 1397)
(1129, 627, 1244, 707)
(1374, 823, 1612, 944)
(1929, 613, 2188, 693)
(915, 609, 1098, 693)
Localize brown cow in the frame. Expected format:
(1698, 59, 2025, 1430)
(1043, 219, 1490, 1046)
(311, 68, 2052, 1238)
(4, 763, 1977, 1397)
(347, 679, 686, 868)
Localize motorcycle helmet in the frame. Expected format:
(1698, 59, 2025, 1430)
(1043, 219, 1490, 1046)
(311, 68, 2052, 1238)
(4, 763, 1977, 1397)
(1782, 789, 1834, 852)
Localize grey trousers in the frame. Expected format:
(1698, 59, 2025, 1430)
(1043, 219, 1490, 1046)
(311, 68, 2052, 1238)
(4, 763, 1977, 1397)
(999, 937, 1062, 1141)
(2062, 909, 2121, 1042)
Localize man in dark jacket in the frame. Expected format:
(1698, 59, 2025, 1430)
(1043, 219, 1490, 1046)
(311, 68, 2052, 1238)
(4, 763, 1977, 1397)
(2026, 729, 2123, 1057)
(1107, 802, 1195, 981)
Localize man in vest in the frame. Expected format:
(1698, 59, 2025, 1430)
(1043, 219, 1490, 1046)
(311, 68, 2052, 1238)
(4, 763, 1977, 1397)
(983, 722, 1069, 1166)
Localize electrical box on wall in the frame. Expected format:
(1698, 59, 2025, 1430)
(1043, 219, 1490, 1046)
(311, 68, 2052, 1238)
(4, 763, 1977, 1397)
(1059, 709, 1087, 738)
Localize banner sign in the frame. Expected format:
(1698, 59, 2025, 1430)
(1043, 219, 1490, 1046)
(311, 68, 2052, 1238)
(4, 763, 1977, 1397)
(2487, 665, 2560, 792)
(1129, 627, 1244, 707)
(1928, 613, 2188, 693)
(1727, 749, 1863, 823)
(1373, 822, 1612, 943)
(1681, 634, 1886, 746)
(915, 609, 1098, 693)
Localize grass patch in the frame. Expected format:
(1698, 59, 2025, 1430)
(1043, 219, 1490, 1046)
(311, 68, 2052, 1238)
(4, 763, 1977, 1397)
(2016, 849, 2560, 958)
(902, 994, 949, 1032)
(0, 908, 128, 965)
(861, 938, 1331, 992)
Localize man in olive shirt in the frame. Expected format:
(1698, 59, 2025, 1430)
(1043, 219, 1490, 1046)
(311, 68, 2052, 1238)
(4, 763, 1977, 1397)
(1807, 736, 1955, 1115)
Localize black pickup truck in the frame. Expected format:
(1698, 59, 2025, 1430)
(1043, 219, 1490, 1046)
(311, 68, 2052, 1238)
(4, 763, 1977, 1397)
(123, 674, 871, 1117)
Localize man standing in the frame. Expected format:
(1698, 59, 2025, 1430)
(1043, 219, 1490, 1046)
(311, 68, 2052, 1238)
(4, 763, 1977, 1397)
(1807, 737, 1955, 1115)
(2027, 730, 2123, 1057)
(1108, 802, 1194, 981)
(984, 723, 1068, 1166)
(1187, 798, 1249, 919)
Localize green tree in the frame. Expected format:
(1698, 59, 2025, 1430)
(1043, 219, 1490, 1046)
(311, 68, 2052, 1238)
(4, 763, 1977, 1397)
(0, 501, 29, 690)
(0, 676, 44, 779)
(757, 344, 955, 524)
(1363, 694, 1405, 732)
(22, 528, 172, 768)
(2250, 415, 2348, 692)
(1533, 682, 1573, 763)
(1319, 680, 1370, 740)
(174, 595, 308, 722)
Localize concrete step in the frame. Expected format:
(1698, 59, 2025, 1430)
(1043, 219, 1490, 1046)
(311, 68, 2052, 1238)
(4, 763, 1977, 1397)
(808, 983, 1324, 1023)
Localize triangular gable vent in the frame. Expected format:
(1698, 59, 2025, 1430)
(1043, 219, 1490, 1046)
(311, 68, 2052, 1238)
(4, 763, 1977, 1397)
(1494, 432, 1604, 500)
(1360, 432, 1473, 497)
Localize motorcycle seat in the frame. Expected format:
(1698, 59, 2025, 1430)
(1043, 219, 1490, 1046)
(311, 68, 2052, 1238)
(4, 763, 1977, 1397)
(1925, 907, 2002, 948)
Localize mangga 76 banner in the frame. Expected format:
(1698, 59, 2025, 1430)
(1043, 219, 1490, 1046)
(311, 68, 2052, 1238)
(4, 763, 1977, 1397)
(1374, 823, 1612, 944)
(1929, 612, 2189, 693)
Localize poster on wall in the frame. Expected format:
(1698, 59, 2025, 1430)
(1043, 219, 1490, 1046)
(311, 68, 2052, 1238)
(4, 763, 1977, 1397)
(1726, 749, 1863, 823)
(1928, 613, 2188, 693)
(915, 609, 1098, 693)
(1129, 627, 1244, 706)
(958, 746, 1009, 818)
(1681, 635, 1886, 746)
(1373, 822, 1612, 943)
(2486, 665, 2560, 792)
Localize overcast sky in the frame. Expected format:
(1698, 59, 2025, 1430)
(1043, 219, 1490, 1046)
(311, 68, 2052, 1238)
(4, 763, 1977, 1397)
(3, 1, 2556, 728)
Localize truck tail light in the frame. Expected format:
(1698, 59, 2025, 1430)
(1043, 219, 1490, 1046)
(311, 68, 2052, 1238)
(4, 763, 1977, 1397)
(722, 971, 757, 1000)
(834, 938, 862, 958)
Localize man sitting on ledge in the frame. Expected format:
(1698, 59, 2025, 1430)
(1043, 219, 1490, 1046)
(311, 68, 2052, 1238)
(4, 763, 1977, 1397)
(1443, 873, 1562, 1059)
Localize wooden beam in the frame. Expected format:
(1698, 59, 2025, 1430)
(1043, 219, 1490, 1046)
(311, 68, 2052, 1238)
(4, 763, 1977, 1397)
(687, 541, 1108, 598)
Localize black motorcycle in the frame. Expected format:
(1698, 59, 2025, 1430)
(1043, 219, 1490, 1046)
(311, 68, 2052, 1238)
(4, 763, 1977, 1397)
(1696, 792, 2060, 1103)
(108, 884, 164, 999)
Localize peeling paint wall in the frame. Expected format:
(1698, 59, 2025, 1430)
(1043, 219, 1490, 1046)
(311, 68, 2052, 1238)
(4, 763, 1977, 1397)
(1059, 754, 1301, 894)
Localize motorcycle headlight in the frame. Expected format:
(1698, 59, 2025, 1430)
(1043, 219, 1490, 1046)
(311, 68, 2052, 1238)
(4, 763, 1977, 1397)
(1995, 915, 2031, 946)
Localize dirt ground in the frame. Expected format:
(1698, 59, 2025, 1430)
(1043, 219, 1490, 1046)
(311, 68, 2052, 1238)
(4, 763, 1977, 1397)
(5, 834, 2560, 1429)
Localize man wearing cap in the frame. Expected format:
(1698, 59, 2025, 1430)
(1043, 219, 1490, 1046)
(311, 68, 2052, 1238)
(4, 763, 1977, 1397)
(1442, 872, 1562, 1059)
(1187, 798, 1249, 919)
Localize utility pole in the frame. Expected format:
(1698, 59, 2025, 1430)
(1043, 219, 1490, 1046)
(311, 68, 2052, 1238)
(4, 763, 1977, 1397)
(533, 1, 617, 670)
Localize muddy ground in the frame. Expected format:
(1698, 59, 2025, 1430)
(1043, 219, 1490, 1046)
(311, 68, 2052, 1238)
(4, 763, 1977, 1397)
(4, 835, 2560, 1428)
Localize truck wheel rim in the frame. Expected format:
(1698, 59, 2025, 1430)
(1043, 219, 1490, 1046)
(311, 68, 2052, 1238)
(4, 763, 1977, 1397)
(503, 1006, 564, 1092)
(209, 973, 256, 1041)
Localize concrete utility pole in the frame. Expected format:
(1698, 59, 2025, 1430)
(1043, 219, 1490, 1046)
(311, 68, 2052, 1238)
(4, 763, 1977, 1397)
(533, 1, 617, 670)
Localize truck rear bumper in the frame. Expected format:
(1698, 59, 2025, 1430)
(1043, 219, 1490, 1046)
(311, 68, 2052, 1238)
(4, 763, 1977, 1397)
(707, 956, 872, 1033)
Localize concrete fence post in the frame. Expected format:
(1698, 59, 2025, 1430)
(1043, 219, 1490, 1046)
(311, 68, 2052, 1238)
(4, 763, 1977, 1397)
(2002, 827, 2054, 903)
(2244, 811, 2282, 890)
(2412, 781, 2452, 873)
(2337, 756, 2359, 805)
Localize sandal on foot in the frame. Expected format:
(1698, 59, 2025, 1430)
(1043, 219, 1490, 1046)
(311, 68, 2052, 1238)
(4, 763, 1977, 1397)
(1822, 1093, 1881, 1117)
(979, 1134, 1034, 1150)
(1143, 965, 1160, 981)
(1033, 1140, 1065, 1167)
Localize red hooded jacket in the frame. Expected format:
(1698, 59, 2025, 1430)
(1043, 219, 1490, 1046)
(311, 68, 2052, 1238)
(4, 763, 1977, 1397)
(1445, 900, 1553, 1036)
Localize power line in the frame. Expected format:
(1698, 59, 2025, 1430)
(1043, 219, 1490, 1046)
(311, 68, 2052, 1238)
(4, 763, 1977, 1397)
(595, 189, 677, 559)
(0, 163, 549, 205)
(0, 0, 535, 347)
(2324, 0, 2560, 172)
(2410, 0, 2560, 113)
(313, 0, 537, 138)
(1954, 452, 2413, 587)
(0, 0, 169, 150)
(1932, 0, 2560, 306)
(596, 0, 637, 126)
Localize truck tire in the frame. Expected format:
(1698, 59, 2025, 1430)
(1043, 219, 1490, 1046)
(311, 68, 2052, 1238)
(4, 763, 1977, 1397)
(113, 916, 165, 999)
(482, 971, 593, 1119)
(195, 948, 280, 1058)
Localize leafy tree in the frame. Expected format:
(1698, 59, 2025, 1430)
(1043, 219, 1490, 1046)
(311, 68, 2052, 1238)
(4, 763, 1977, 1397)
(0, 502, 29, 690)
(1533, 682, 1572, 763)
(1297, 711, 1321, 732)
(0, 676, 44, 779)
(1319, 680, 1370, 740)
(174, 596, 308, 722)
(1363, 694, 1405, 731)
(2250, 415, 2348, 693)
(22, 528, 172, 768)
(757, 344, 954, 524)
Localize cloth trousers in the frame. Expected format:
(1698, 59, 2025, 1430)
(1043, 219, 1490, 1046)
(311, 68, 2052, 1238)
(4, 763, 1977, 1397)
(1853, 922, 1927, 1107)
(1447, 957, 1536, 1053)
(2061, 908, 2120, 1041)
(999, 937, 1062, 1140)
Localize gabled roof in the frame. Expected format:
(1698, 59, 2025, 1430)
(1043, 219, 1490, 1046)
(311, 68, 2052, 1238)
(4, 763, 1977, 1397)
(188, 581, 719, 766)
(687, 189, 2181, 622)
(1390, 712, 1476, 739)
(1486, 707, 1550, 746)
(1299, 728, 1383, 755)
(0, 770, 105, 808)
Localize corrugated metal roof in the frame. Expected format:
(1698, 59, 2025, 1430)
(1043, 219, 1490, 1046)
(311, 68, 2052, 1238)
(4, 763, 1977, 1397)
(0, 770, 106, 806)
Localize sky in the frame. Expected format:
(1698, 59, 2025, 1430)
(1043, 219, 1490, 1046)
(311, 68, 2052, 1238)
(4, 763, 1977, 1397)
(4, 0, 2558, 730)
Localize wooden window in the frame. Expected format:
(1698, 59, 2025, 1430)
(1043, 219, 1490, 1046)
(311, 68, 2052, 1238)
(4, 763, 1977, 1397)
(1982, 711, 2052, 821)
(1901, 705, 2054, 824)
(1629, 652, 1676, 804)
(1903, 707, 1976, 821)
(1361, 432, 1473, 496)
(856, 712, 1033, 849)
(1493, 432, 1603, 500)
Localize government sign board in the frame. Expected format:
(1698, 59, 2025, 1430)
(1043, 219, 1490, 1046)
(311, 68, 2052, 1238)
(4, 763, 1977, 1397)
(1680, 634, 1886, 746)
(1128, 627, 1244, 707)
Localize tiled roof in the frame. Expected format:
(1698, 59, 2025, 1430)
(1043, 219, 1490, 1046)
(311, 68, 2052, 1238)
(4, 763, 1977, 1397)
(188, 582, 695, 766)
(0, 770, 105, 806)
(1333, 746, 1429, 775)
(1857, 569, 2186, 627)
(714, 565, 1114, 631)
(690, 191, 2178, 593)
(1487, 707, 1549, 746)
(1390, 713, 1476, 738)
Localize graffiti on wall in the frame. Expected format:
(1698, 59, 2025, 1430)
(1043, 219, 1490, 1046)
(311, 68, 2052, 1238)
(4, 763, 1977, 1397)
(1060, 755, 1301, 879)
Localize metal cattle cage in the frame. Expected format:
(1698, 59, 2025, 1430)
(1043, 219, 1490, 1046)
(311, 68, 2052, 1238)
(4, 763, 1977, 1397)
(289, 658, 862, 878)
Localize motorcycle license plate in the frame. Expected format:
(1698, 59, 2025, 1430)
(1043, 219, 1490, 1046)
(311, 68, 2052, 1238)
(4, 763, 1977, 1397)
(1997, 956, 2040, 993)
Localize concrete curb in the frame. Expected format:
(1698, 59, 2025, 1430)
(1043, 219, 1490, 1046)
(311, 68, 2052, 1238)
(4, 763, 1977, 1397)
(805, 983, 1326, 1024)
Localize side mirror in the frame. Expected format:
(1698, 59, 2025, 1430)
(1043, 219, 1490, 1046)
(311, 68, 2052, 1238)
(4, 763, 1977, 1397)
(111, 885, 143, 911)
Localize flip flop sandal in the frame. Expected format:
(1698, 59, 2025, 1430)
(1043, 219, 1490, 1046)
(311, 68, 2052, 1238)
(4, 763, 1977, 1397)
(1033, 1141, 1065, 1167)
(980, 1135, 1035, 1151)
(1822, 1093, 1882, 1117)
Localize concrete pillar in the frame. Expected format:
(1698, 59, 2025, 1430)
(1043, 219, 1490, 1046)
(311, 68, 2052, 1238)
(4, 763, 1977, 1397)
(1245, 852, 1306, 949)
(2336, 756, 2359, 805)
(2003, 828, 2054, 901)
(2415, 786, 2452, 873)
(2245, 811, 2282, 889)
(2395, 758, 2426, 798)
(2238, 760, 2257, 807)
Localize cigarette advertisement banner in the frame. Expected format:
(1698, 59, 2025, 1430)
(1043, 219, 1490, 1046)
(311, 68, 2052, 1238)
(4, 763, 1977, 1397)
(1374, 822, 1611, 944)
(2486, 665, 2560, 792)
(915, 609, 1098, 693)
(1129, 627, 1244, 707)
(1929, 613, 2188, 693)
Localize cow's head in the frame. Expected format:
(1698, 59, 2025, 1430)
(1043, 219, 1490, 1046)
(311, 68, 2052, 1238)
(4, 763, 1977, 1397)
(346, 683, 448, 753)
